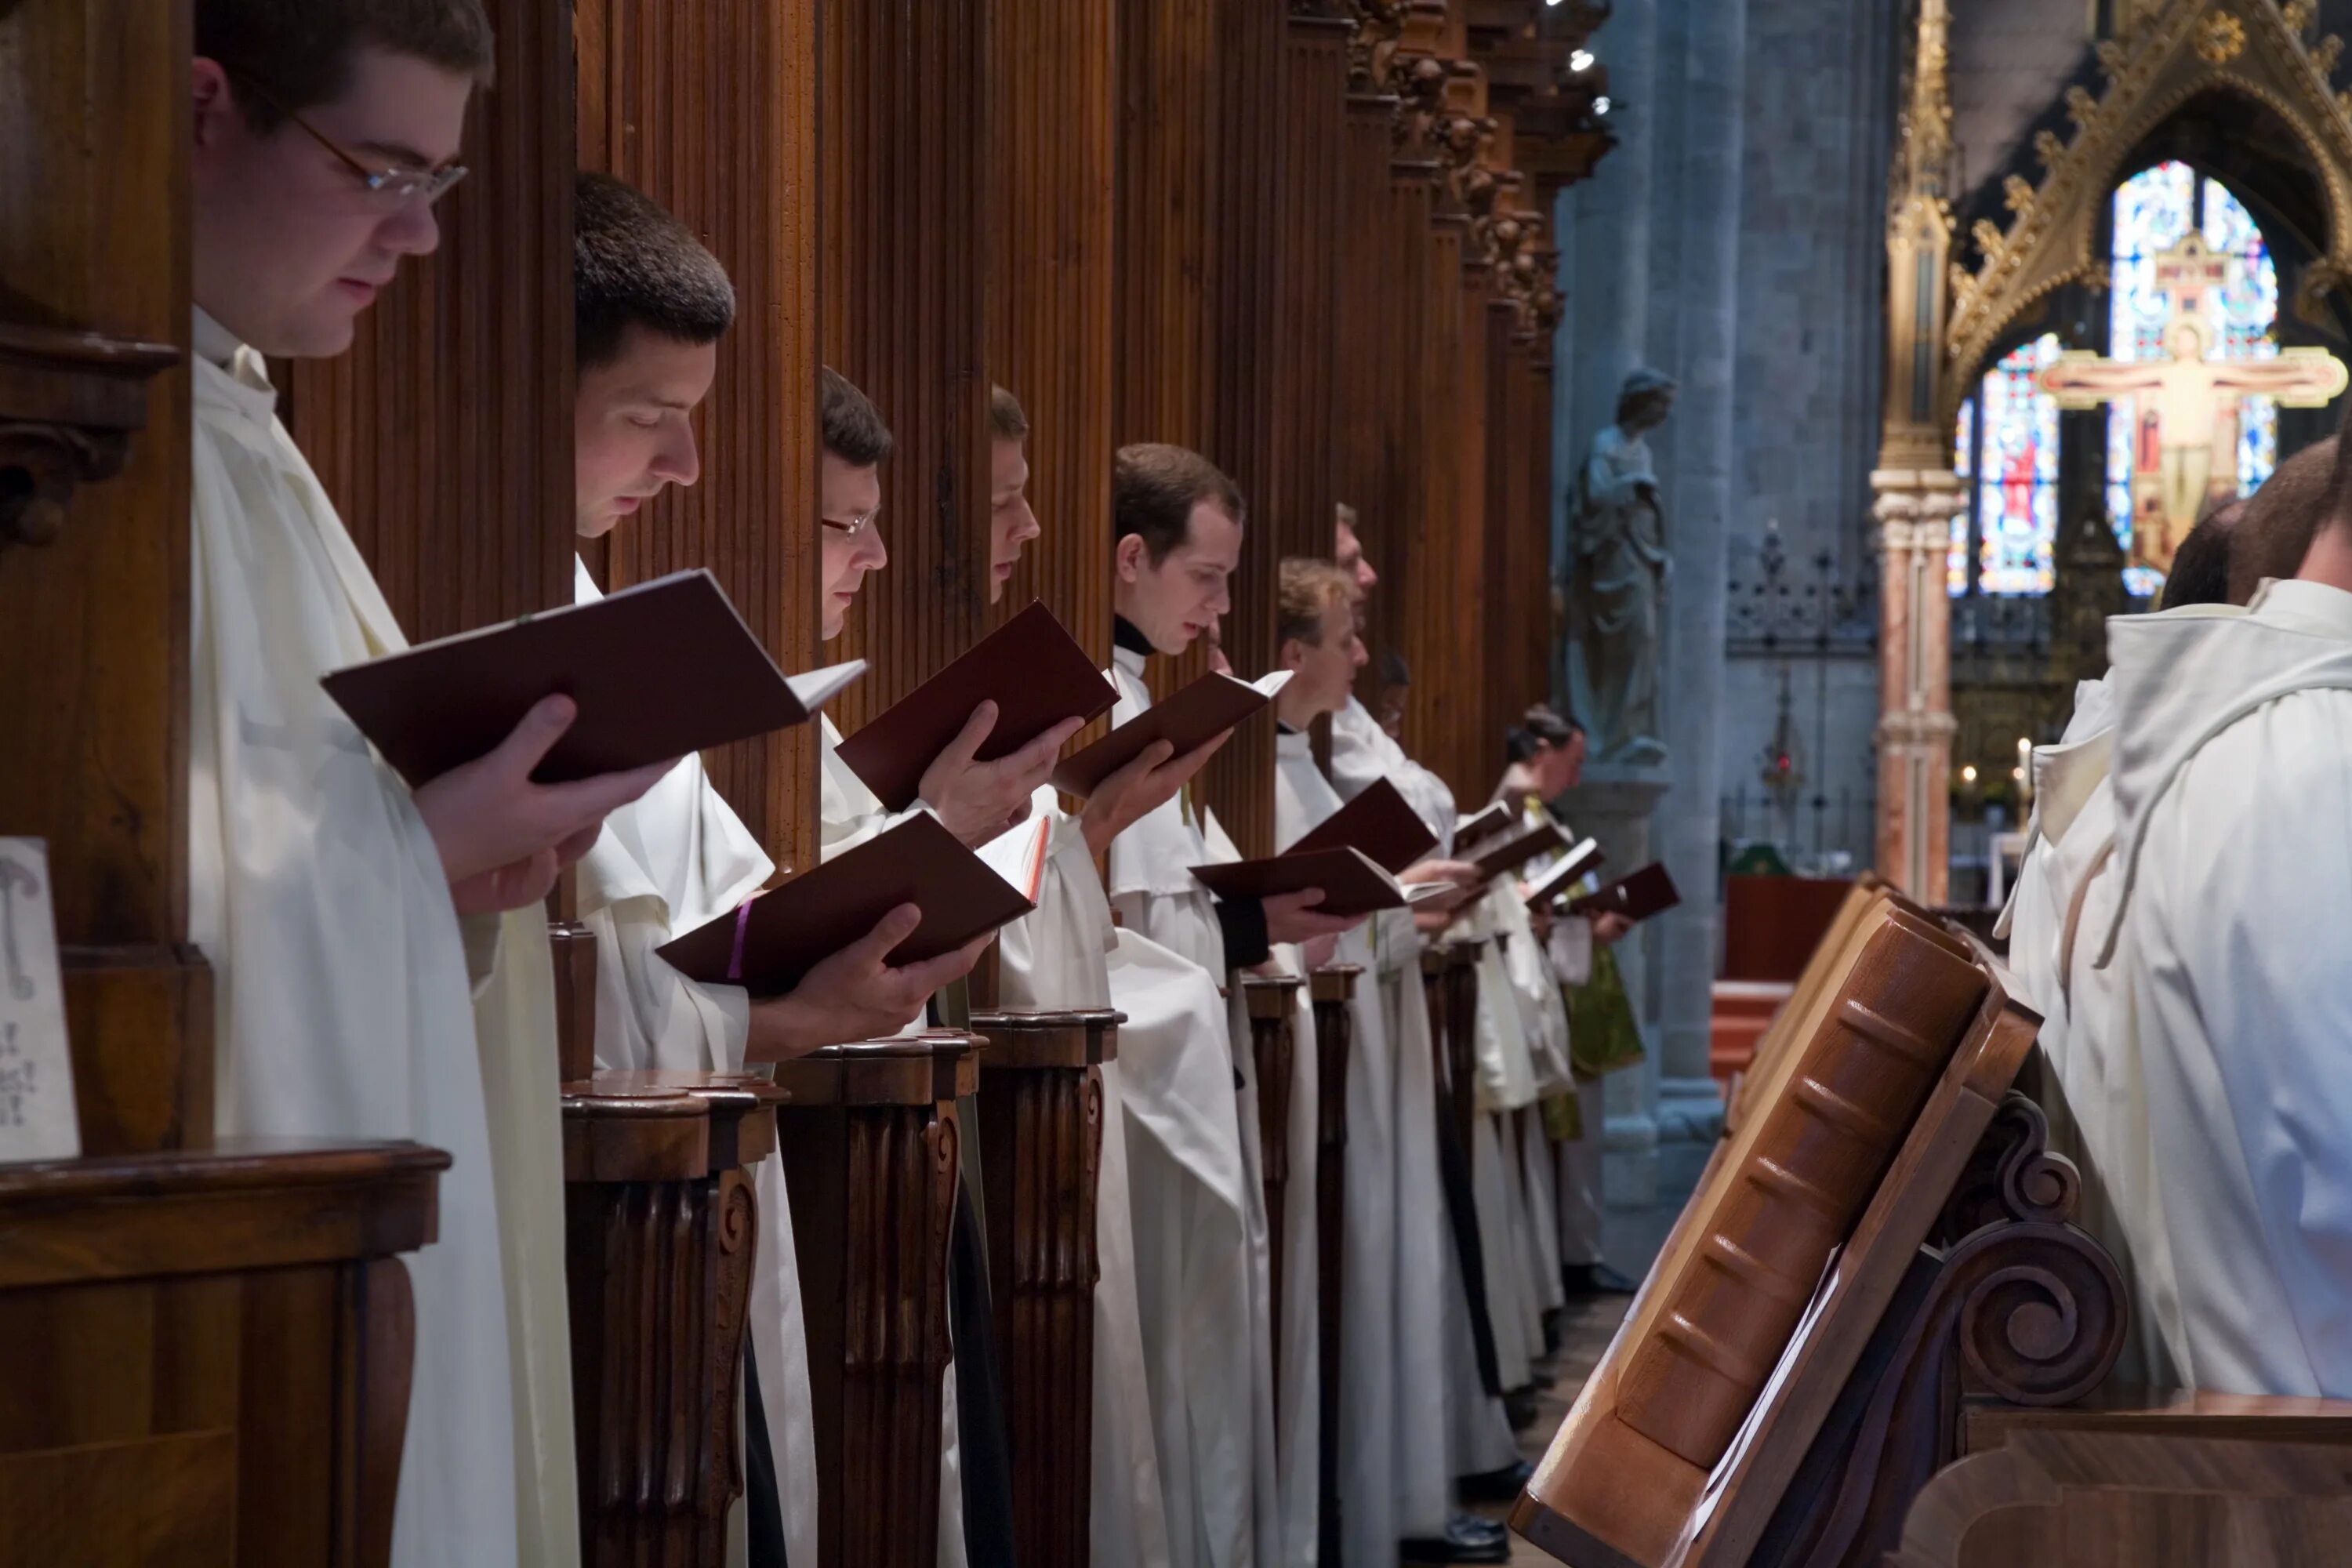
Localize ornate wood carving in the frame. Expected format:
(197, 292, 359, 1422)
(1513, 898, 2044, 1568)
(971, 1009, 1118, 1568)
(1308, 964, 1359, 1564)
(770, 1036, 977, 1568)
(561, 1072, 784, 1568)
(575, 0, 824, 869)
(0, 324, 177, 550)
(0, 1141, 443, 1567)
(1245, 974, 1304, 1400)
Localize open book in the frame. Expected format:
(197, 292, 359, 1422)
(1522, 837, 1606, 911)
(1452, 800, 1514, 854)
(1284, 777, 1438, 873)
(657, 811, 1045, 997)
(1567, 861, 1681, 924)
(321, 568, 860, 786)
(1051, 670, 1291, 797)
(833, 600, 1118, 811)
(1189, 846, 1454, 920)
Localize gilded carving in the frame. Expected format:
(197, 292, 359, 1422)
(2194, 9, 2248, 64)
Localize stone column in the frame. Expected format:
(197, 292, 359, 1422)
(1642, 0, 1746, 1198)
(1872, 468, 1967, 902)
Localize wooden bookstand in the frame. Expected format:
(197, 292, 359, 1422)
(1309, 964, 1362, 1565)
(969, 1008, 1120, 1568)
(561, 1071, 786, 1567)
(769, 1034, 977, 1568)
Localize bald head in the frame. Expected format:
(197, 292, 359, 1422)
(2230, 435, 2339, 604)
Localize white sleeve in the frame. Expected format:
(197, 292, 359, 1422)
(588, 892, 751, 1073)
(1548, 916, 1594, 989)
(998, 805, 1116, 1011)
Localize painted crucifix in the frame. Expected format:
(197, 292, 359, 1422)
(2038, 231, 2347, 573)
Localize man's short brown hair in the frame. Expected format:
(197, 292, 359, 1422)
(1277, 558, 1356, 648)
(989, 385, 1030, 442)
(821, 367, 895, 466)
(1113, 442, 1244, 564)
(197, 0, 494, 134)
(575, 172, 735, 371)
(2233, 435, 2339, 604)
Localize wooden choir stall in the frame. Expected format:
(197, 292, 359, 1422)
(1511, 882, 2352, 1568)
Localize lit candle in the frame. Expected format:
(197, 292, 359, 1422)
(2016, 737, 2034, 809)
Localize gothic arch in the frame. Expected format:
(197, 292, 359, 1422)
(1944, 0, 2352, 424)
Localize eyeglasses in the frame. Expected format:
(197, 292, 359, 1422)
(227, 67, 469, 205)
(819, 506, 881, 538)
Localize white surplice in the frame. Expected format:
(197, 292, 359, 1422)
(188, 310, 576, 1567)
(572, 559, 819, 1568)
(2099, 580, 2352, 1396)
(1324, 705, 1517, 1506)
(1105, 648, 1265, 1568)
(994, 783, 1176, 1568)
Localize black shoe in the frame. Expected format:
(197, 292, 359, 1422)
(1561, 1261, 1640, 1298)
(1456, 1458, 1535, 1503)
(1504, 1384, 1541, 1431)
(1400, 1515, 1512, 1563)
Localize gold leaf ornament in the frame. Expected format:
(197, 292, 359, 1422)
(2194, 11, 2247, 65)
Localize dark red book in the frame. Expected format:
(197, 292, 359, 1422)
(1189, 847, 1453, 920)
(1568, 862, 1681, 924)
(321, 568, 860, 786)
(1465, 819, 1568, 884)
(1285, 777, 1439, 874)
(657, 812, 1045, 999)
(1523, 837, 1606, 911)
(834, 600, 1118, 811)
(1050, 670, 1290, 797)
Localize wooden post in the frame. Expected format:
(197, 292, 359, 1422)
(969, 1008, 1119, 1568)
(769, 1035, 978, 1568)
(1243, 973, 1304, 1406)
(1308, 963, 1360, 1564)
(561, 1072, 786, 1566)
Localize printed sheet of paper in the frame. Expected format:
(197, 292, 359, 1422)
(0, 839, 78, 1163)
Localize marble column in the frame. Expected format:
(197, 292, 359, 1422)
(1873, 468, 1966, 902)
(1647, 0, 1745, 1196)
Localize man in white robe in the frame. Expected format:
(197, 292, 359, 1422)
(1105, 447, 1363, 1567)
(2096, 474, 2352, 1399)
(1327, 514, 1516, 1561)
(1267, 561, 1487, 1568)
(187, 12, 677, 1561)
(565, 174, 1000, 1565)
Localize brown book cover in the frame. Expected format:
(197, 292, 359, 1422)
(1568, 861, 1682, 924)
(321, 568, 861, 787)
(1523, 837, 1606, 910)
(1049, 670, 1290, 797)
(1452, 800, 1514, 853)
(1285, 777, 1439, 873)
(1466, 819, 1568, 883)
(834, 600, 1118, 811)
(1189, 847, 1450, 920)
(657, 811, 1040, 998)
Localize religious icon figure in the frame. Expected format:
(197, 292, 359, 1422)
(1566, 368, 1676, 766)
(2039, 234, 2347, 572)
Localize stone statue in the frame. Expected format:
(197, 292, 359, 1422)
(1567, 368, 1676, 766)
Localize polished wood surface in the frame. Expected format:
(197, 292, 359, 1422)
(771, 1035, 978, 1568)
(575, 0, 825, 870)
(971, 1009, 1120, 1568)
(1245, 973, 1304, 1400)
(1308, 963, 1359, 1565)
(561, 1073, 785, 1567)
(0, 1141, 443, 1568)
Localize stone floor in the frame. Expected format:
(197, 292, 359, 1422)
(1464, 1294, 1628, 1565)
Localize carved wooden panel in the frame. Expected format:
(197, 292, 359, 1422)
(971, 1010, 1117, 1568)
(1512, 901, 2039, 1568)
(1245, 974, 1302, 1396)
(289, 0, 571, 641)
(985, 0, 1113, 676)
(1308, 964, 1359, 1563)
(1335, 90, 1410, 711)
(771, 1037, 977, 1568)
(561, 1073, 782, 1568)
(575, 0, 823, 870)
(821, 0, 991, 739)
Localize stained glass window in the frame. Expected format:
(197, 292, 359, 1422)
(2107, 161, 2279, 597)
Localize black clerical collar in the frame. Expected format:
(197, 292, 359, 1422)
(1112, 615, 1156, 659)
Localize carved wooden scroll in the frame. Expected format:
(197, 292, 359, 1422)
(1308, 963, 1360, 1565)
(1245, 972, 1304, 1397)
(770, 1034, 977, 1568)
(1513, 898, 2042, 1568)
(970, 1009, 1119, 1568)
(562, 1071, 786, 1568)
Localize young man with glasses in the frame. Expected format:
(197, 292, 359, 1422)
(188, 6, 667, 1564)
